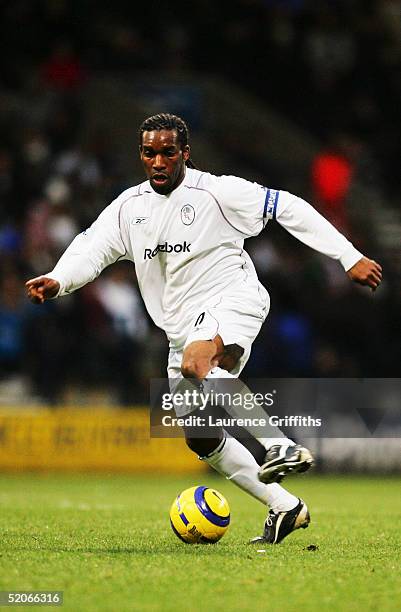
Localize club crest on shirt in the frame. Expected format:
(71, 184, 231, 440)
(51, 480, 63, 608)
(181, 204, 195, 226)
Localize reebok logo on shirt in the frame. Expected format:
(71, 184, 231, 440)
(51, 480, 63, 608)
(144, 241, 191, 260)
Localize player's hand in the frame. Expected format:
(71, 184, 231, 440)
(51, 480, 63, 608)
(25, 276, 60, 304)
(347, 257, 382, 291)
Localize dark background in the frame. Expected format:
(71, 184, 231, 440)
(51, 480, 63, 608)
(0, 0, 400, 406)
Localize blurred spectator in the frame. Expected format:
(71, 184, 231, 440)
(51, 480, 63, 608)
(311, 133, 357, 232)
(0, 272, 26, 377)
(72, 265, 150, 405)
(96, 266, 149, 344)
(40, 41, 87, 92)
(303, 8, 357, 95)
(94, 265, 149, 404)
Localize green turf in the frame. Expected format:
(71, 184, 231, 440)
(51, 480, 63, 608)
(0, 473, 400, 611)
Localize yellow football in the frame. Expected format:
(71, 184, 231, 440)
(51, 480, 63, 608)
(169, 486, 230, 544)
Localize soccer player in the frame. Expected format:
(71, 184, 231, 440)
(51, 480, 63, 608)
(26, 113, 382, 544)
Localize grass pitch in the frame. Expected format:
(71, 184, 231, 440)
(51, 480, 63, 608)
(0, 473, 400, 611)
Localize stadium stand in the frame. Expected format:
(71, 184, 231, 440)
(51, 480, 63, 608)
(0, 0, 399, 407)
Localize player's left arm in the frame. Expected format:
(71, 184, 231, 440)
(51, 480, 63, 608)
(275, 191, 382, 291)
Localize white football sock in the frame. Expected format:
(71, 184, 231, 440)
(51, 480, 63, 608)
(204, 367, 295, 451)
(202, 436, 298, 513)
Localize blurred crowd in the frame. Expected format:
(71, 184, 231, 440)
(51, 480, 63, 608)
(2, 0, 400, 196)
(0, 0, 399, 405)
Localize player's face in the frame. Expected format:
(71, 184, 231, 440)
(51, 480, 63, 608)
(140, 130, 190, 195)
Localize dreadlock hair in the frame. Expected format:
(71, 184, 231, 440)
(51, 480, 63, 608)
(138, 113, 198, 169)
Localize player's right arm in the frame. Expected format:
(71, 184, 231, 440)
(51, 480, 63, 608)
(26, 200, 127, 304)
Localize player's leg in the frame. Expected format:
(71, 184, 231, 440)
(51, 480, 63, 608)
(204, 367, 313, 484)
(182, 336, 293, 449)
(180, 337, 303, 513)
(172, 296, 312, 543)
(204, 365, 314, 484)
(181, 334, 313, 483)
(179, 333, 311, 543)
(203, 432, 310, 545)
(183, 412, 301, 514)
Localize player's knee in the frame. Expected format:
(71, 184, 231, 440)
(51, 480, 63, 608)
(181, 340, 217, 381)
(185, 436, 222, 457)
(180, 358, 202, 382)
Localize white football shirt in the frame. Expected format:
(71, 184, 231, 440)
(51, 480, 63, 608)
(47, 168, 362, 348)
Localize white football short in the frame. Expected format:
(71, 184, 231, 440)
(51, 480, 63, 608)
(167, 287, 270, 388)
